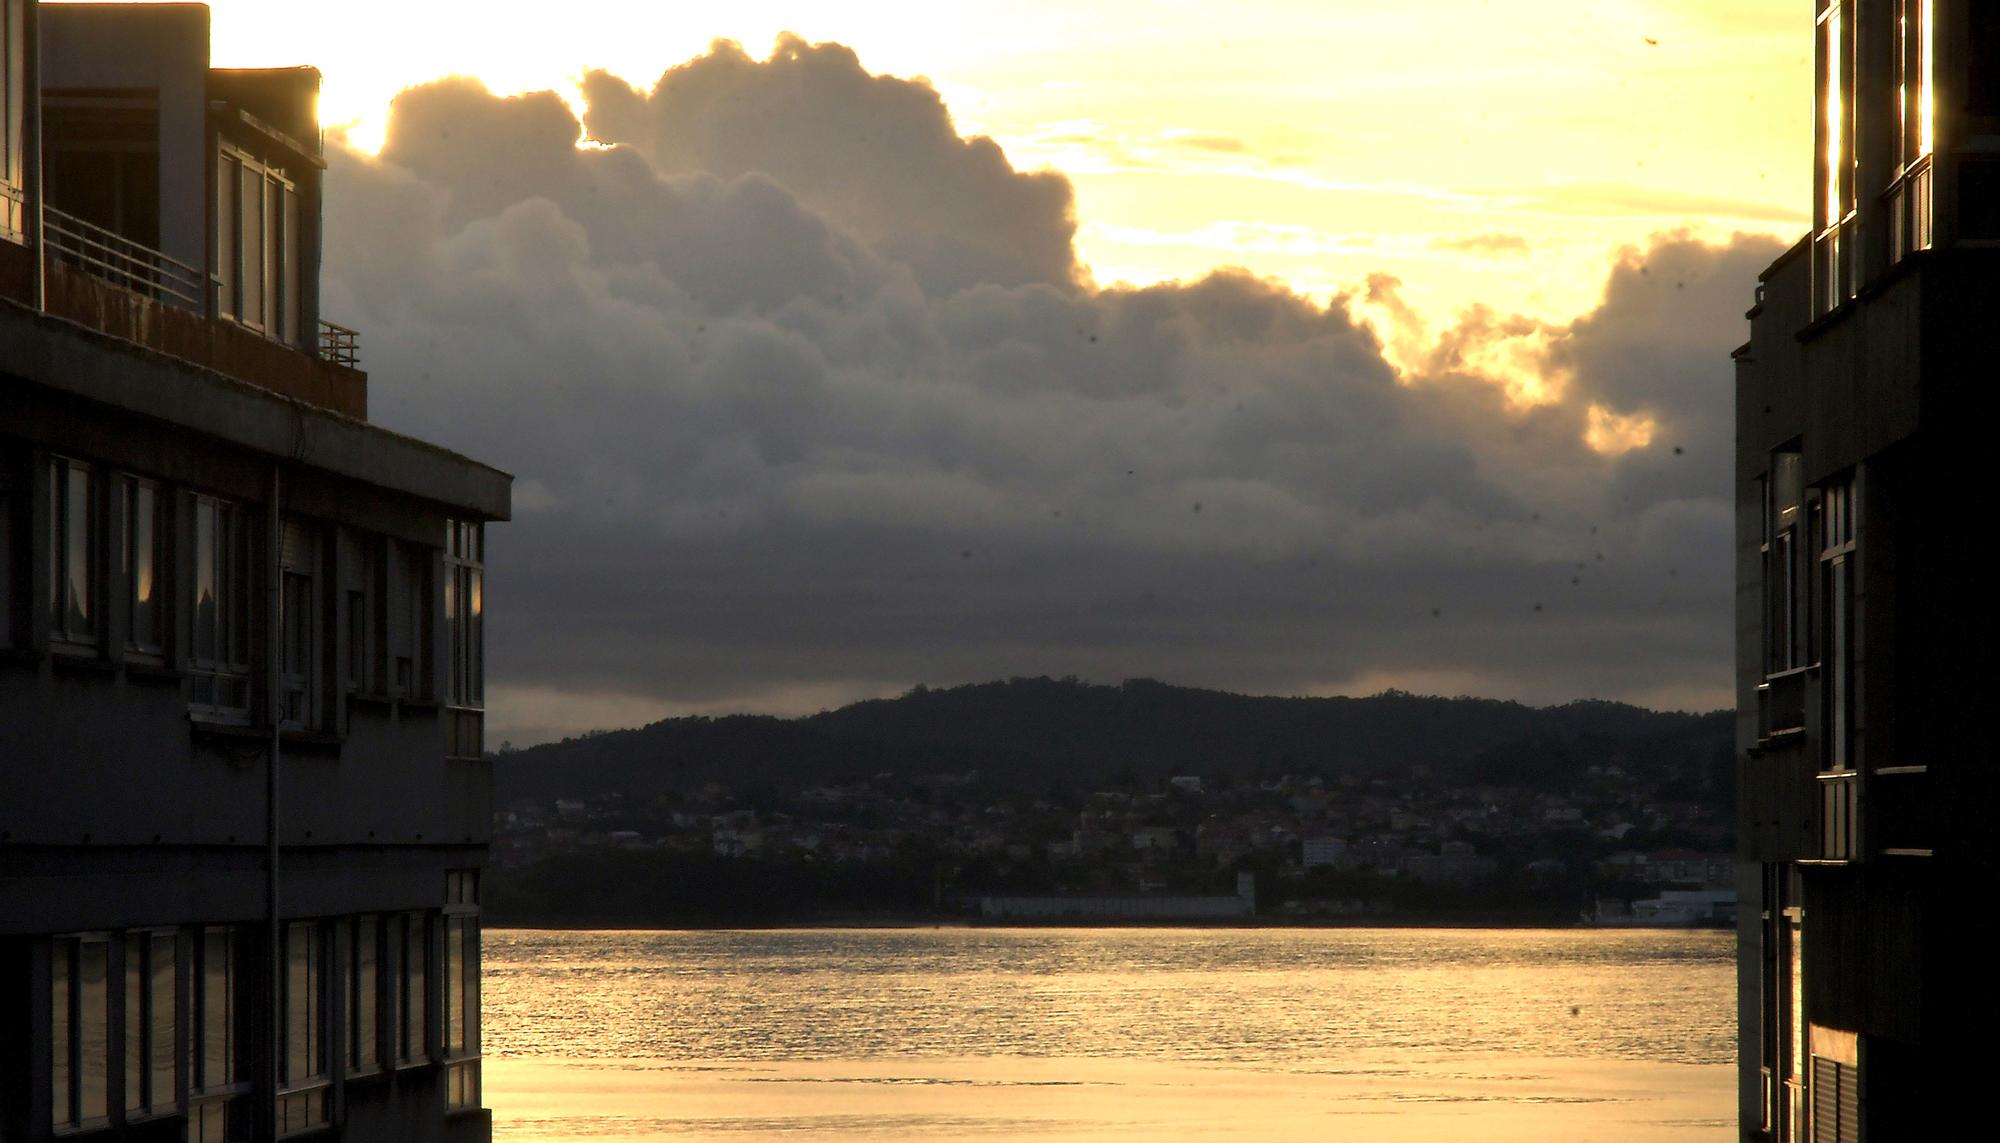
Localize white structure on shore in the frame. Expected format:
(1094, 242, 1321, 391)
(978, 872, 1256, 920)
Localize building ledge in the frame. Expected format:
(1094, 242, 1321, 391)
(42, 259, 367, 418)
(0, 296, 512, 521)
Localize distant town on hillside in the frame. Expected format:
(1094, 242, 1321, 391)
(486, 678, 1733, 925)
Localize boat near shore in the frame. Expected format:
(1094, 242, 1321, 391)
(1582, 889, 1736, 928)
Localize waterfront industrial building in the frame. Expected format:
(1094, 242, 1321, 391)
(1, 3, 509, 1139)
(1734, 2, 1999, 1139)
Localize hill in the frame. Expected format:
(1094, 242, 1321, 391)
(494, 677, 1731, 803)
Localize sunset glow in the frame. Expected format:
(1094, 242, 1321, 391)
(173, 0, 1811, 326)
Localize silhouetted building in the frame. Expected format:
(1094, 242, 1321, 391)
(1735, 3, 2000, 1140)
(2, 4, 508, 1140)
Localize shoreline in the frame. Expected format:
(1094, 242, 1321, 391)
(483, 913, 1729, 933)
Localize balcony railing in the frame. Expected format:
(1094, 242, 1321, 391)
(318, 319, 359, 368)
(43, 205, 205, 310)
(1757, 668, 1809, 740)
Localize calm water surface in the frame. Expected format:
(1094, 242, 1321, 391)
(483, 927, 1735, 1141)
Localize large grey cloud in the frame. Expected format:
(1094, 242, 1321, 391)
(320, 38, 1782, 745)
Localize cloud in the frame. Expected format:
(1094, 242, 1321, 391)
(1165, 132, 1249, 154)
(1431, 232, 1531, 257)
(578, 35, 1081, 295)
(321, 38, 1782, 744)
(1499, 181, 1809, 224)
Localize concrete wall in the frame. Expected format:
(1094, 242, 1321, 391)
(41, 3, 209, 275)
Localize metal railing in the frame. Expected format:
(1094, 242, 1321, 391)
(43, 205, 206, 310)
(317, 320, 359, 367)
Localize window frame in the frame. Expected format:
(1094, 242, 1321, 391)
(393, 911, 432, 1069)
(444, 520, 484, 758)
(51, 933, 114, 1135)
(215, 140, 302, 346)
(278, 517, 321, 732)
(444, 870, 483, 1109)
(189, 925, 247, 1143)
(47, 456, 100, 653)
(1, 0, 25, 243)
(391, 540, 432, 702)
(122, 929, 179, 1121)
(346, 914, 384, 1077)
(277, 920, 330, 1137)
(121, 475, 167, 662)
(187, 493, 254, 722)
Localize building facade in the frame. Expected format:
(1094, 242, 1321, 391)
(2, 4, 509, 1141)
(1735, 3, 2000, 1140)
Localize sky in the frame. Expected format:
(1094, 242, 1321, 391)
(144, 0, 1814, 742)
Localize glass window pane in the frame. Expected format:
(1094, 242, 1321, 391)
(284, 185, 301, 344)
(287, 924, 306, 1081)
(151, 933, 176, 1110)
(79, 940, 108, 1121)
(446, 566, 461, 702)
(447, 918, 466, 1054)
(195, 501, 217, 662)
(202, 930, 231, 1088)
(354, 916, 378, 1071)
(470, 568, 483, 705)
(267, 177, 284, 340)
(130, 482, 158, 650)
(216, 154, 236, 317)
(65, 464, 92, 638)
(241, 162, 264, 327)
(126, 936, 144, 1112)
(405, 915, 427, 1061)
(52, 944, 71, 1128)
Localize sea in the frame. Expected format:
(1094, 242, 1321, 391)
(482, 926, 1736, 1141)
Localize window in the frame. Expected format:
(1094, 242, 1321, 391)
(51, 935, 112, 1132)
(123, 477, 165, 659)
(1818, 477, 1859, 859)
(347, 916, 381, 1075)
(190, 927, 245, 1143)
(1815, 2, 1858, 311)
(2, 0, 24, 242)
(124, 931, 177, 1119)
(1766, 451, 1804, 674)
(279, 519, 320, 730)
(278, 922, 328, 1136)
(189, 496, 252, 718)
(215, 144, 301, 345)
(445, 870, 482, 1109)
(394, 912, 430, 1067)
(1891, 0, 1935, 258)
(1819, 478, 1856, 767)
(1758, 452, 1808, 740)
(48, 458, 98, 650)
(445, 520, 484, 757)
(346, 588, 368, 692)
(391, 541, 431, 700)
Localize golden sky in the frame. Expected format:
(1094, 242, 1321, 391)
(182, 0, 1808, 337)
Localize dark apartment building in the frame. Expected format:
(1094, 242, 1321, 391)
(1735, 3, 2000, 1140)
(2, 3, 509, 1140)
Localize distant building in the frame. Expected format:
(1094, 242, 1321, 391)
(1300, 837, 1347, 868)
(2, 4, 507, 1140)
(1733, 3, 2000, 1139)
(978, 872, 1257, 921)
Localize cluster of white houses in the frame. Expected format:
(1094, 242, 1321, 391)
(3, 4, 508, 1141)
(1735, 2, 2000, 1140)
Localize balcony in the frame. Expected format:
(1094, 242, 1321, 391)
(1756, 668, 1809, 741)
(28, 215, 368, 420)
(45, 205, 206, 309)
